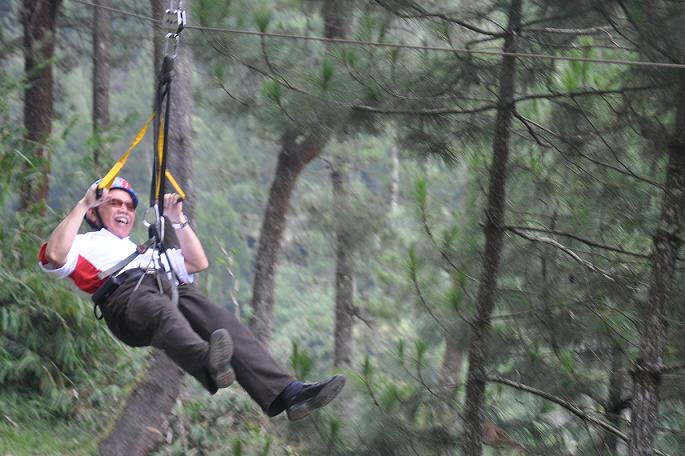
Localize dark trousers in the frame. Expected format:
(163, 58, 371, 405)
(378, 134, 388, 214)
(100, 272, 294, 416)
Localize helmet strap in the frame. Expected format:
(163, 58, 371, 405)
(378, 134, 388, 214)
(85, 207, 106, 231)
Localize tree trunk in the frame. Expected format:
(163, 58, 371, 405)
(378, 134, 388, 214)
(461, 1, 521, 454)
(249, 0, 349, 344)
(390, 144, 400, 211)
(165, 20, 195, 218)
(604, 343, 626, 454)
(92, 0, 111, 174)
(440, 332, 464, 398)
(98, 355, 184, 455)
(628, 71, 685, 456)
(19, 0, 60, 215)
(98, 2, 193, 453)
(331, 154, 354, 369)
(150, 0, 164, 92)
(249, 132, 326, 342)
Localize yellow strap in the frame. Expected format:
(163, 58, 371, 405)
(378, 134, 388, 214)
(98, 113, 156, 190)
(165, 170, 186, 200)
(155, 123, 187, 200)
(98, 112, 187, 202)
(155, 120, 165, 199)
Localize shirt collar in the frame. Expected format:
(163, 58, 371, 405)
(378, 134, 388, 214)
(97, 227, 131, 242)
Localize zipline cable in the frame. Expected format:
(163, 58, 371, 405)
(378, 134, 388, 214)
(71, 0, 685, 70)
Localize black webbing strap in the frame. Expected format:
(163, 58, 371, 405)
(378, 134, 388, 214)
(150, 56, 174, 219)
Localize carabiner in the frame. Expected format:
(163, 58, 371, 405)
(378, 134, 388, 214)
(163, 33, 180, 59)
(143, 204, 160, 229)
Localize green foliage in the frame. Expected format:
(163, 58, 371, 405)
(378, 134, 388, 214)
(415, 339, 428, 365)
(446, 281, 463, 314)
(152, 386, 293, 455)
(414, 176, 428, 213)
(232, 438, 243, 456)
(320, 57, 335, 91)
(193, 0, 232, 26)
(290, 340, 314, 380)
(262, 79, 282, 104)
(558, 350, 576, 375)
(0, 209, 145, 455)
(254, 5, 274, 33)
(0, 212, 137, 416)
(340, 47, 358, 68)
(407, 243, 418, 277)
(0, 392, 97, 456)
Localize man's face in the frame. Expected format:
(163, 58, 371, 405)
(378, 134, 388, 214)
(97, 189, 137, 238)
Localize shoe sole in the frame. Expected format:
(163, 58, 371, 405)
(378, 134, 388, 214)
(209, 329, 235, 388)
(287, 375, 346, 421)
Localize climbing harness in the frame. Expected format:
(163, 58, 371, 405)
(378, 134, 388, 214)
(92, 0, 188, 318)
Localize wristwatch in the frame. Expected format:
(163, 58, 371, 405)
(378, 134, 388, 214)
(171, 215, 189, 230)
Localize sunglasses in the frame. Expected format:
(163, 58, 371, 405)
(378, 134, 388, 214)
(106, 198, 136, 212)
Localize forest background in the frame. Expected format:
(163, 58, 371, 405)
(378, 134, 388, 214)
(1, 0, 684, 455)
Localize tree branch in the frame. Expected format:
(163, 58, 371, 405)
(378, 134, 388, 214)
(513, 112, 662, 188)
(505, 225, 650, 259)
(505, 226, 616, 281)
(409, 260, 453, 334)
(488, 376, 671, 456)
(373, 0, 506, 37)
(353, 86, 660, 117)
(524, 25, 612, 35)
(660, 362, 685, 375)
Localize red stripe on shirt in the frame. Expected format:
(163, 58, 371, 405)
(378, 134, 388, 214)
(69, 255, 105, 294)
(38, 242, 49, 265)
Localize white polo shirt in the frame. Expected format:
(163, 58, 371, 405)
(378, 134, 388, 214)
(39, 228, 193, 294)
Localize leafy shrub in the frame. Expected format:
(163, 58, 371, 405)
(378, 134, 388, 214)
(0, 211, 136, 418)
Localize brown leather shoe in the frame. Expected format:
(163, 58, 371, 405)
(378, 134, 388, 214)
(208, 329, 235, 388)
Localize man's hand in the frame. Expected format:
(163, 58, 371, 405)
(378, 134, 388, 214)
(45, 182, 106, 268)
(161, 193, 208, 273)
(82, 183, 108, 209)
(163, 193, 185, 224)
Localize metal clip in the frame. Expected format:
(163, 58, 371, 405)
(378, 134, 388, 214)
(159, 215, 166, 246)
(163, 33, 180, 59)
(161, 0, 186, 59)
(143, 204, 160, 229)
(162, 1, 186, 35)
(143, 204, 166, 244)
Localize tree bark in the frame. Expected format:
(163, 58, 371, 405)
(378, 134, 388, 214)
(20, 0, 60, 215)
(164, 20, 195, 218)
(461, 1, 521, 455)
(151, 0, 164, 77)
(249, 131, 327, 342)
(604, 343, 626, 454)
(390, 144, 400, 211)
(92, 0, 111, 174)
(98, 1, 193, 453)
(248, 0, 350, 344)
(331, 155, 354, 369)
(628, 71, 685, 456)
(439, 332, 464, 398)
(98, 355, 184, 455)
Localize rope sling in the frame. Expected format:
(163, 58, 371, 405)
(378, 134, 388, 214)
(91, 1, 188, 318)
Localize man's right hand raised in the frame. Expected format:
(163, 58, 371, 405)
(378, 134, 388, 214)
(44, 182, 106, 267)
(82, 183, 108, 209)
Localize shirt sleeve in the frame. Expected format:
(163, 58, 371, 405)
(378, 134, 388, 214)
(38, 239, 79, 279)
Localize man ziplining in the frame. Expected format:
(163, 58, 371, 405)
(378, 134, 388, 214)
(37, 177, 345, 421)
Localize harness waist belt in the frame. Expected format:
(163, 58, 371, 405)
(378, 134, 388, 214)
(92, 268, 150, 318)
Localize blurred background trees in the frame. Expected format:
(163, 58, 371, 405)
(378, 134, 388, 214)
(1, 0, 684, 455)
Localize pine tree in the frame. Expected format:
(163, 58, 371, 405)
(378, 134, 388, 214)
(19, 0, 60, 214)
